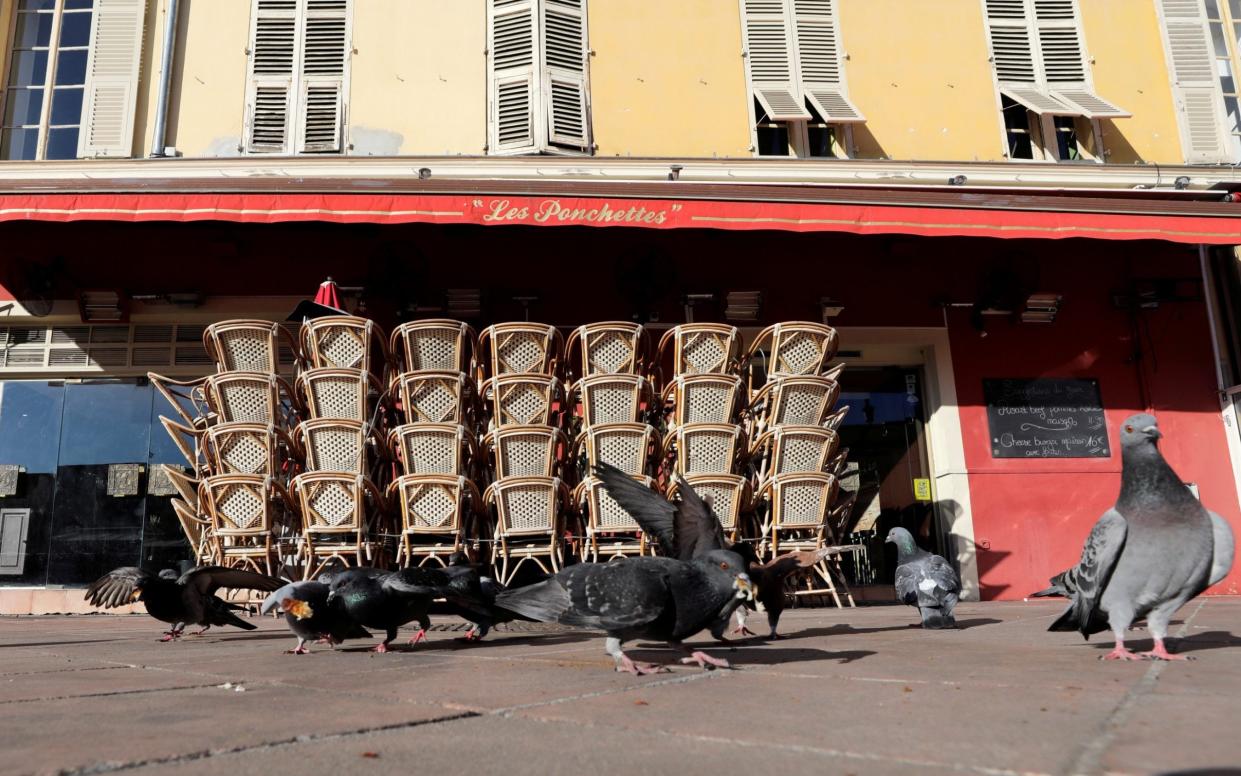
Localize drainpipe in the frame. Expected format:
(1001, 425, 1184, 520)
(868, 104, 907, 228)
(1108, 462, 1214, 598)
(150, 0, 180, 158)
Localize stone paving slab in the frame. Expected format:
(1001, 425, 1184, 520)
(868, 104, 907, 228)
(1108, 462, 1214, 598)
(0, 599, 1239, 775)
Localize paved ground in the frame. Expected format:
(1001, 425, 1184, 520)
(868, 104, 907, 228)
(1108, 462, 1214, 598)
(1, 599, 1240, 776)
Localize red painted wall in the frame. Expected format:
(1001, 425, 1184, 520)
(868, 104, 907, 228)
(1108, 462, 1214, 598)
(1, 220, 1236, 599)
(949, 246, 1241, 599)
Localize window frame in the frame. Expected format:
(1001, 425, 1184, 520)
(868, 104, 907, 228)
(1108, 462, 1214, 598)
(1, 0, 93, 161)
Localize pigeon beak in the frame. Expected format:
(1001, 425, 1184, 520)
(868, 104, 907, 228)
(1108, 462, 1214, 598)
(1142, 425, 1162, 440)
(733, 573, 755, 602)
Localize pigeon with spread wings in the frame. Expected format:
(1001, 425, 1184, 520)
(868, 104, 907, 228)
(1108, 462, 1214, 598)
(86, 566, 284, 641)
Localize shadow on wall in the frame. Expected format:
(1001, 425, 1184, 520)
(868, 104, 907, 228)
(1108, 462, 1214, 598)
(931, 498, 991, 601)
(1098, 119, 1146, 165)
(848, 124, 889, 160)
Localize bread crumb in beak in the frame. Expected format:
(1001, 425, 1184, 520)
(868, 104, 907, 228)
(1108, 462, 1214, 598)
(282, 599, 314, 620)
(734, 574, 756, 602)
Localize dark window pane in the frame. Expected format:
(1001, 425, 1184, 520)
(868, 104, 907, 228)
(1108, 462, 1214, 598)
(0, 127, 40, 160)
(18, 0, 56, 10)
(55, 49, 88, 86)
(1054, 116, 1079, 160)
(0, 381, 65, 474)
(58, 382, 152, 466)
(149, 389, 199, 466)
(14, 11, 54, 48)
(50, 87, 83, 125)
(64, 0, 95, 9)
(58, 12, 93, 47)
(45, 126, 79, 159)
(756, 124, 790, 156)
(3, 88, 44, 125)
(8, 50, 48, 87)
(1232, 0, 1241, 18)
(807, 125, 835, 158)
(1212, 21, 1230, 57)
(1207, 0, 1222, 19)
(1001, 96, 1034, 160)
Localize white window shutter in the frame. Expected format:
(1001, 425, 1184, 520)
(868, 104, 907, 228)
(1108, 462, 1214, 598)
(742, 0, 811, 121)
(542, 0, 590, 151)
(296, 0, 350, 153)
(77, 0, 146, 158)
(1034, 0, 1129, 117)
(793, 0, 863, 122)
(245, 0, 299, 153)
(489, 0, 539, 153)
(1158, 0, 1231, 162)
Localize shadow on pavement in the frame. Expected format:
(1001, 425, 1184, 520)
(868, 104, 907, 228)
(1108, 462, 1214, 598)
(777, 618, 1002, 640)
(1086, 630, 1240, 656)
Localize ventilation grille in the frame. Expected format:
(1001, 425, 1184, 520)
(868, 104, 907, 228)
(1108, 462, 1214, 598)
(0, 324, 214, 374)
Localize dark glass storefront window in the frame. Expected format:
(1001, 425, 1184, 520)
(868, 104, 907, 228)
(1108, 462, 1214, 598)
(0, 379, 193, 586)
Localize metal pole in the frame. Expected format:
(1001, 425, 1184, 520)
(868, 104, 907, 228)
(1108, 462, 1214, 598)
(150, 0, 181, 157)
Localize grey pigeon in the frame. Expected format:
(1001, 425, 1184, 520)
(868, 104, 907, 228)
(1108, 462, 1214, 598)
(495, 463, 755, 674)
(1048, 413, 1235, 660)
(326, 566, 443, 652)
(86, 566, 284, 641)
(886, 527, 960, 629)
(260, 580, 372, 654)
(727, 543, 836, 639)
(429, 552, 528, 642)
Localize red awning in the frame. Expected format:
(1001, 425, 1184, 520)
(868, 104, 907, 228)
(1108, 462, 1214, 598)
(0, 191, 1237, 244)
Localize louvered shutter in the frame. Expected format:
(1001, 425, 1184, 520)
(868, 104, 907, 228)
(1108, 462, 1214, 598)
(985, 0, 1069, 112)
(489, 0, 539, 153)
(1034, 0, 1129, 117)
(297, 0, 349, 153)
(742, 0, 811, 121)
(77, 0, 146, 158)
(793, 0, 862, 122)
(245, 0, 298, 153)
(1158, 0, 1231, 162)
(542, 0, 590, 151)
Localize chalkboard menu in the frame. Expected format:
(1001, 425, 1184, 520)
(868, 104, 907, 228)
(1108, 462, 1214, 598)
(983, 378, 1109, 459)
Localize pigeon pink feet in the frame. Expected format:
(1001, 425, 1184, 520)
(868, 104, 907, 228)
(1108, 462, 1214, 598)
(407, 629, 428, 647)
(158, 629, 183, 642)
(1139, 640, 1192, 661)
(680, 651, 732, 670)
(187, 627, 210, 637)
(372, 642, 390, 654)
(285, 645, 309, 655)
(457, 629, 483, 643)
(1100, 641, 1143, 661)
(731, 625, 757, 637)
(615, 654, 669, 676)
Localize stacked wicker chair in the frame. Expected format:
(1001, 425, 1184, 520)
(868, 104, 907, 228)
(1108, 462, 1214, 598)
(150, 320, 303, 579)
(743, 321, 857, 608)
(477, 322, 571, 584)
(567, 322, 659, 561)
(656, 324, 753, 545)
(386, 320, 483, 568)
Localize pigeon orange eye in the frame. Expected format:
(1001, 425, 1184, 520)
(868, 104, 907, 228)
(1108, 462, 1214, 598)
(719, 562, 729, 570)
(1125, 425, 1133, 433)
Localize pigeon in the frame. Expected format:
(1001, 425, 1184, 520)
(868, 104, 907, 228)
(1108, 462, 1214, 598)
(86, 566, 284, 641)
(431, 552, 527, 642)
(1048, 413, 1235, 660)
(726, 543, 836, 639)
(260, 581, 372, 654)
(886, 527, 960, 629)
(493, 462, 755, 675)
(325, 566, 442, 653)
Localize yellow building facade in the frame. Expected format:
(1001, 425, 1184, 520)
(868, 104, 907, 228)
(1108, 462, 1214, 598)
(0, 0, 1233, 166)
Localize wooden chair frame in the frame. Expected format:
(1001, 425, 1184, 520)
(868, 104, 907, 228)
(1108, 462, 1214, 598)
(295, 367, 384, 422)
(565, 321, 649, 380)
(199, 473, 293, 577)
(158, 416, 208, 474)
(663, 423, 748, 476)
(666, 473, 751, 544)
(390, 319, 478, 375)
(756, 472, 857, 608)
(484, 476, 571, 585)
(743, 321, 840, 392)
(203, 319, 299, 374)
(656, 323, 740, 384)
(204, 371, 298, 426)
(747, 368, 845, 435)
(661, 373, 745, 429)
(204, 421, 298, 477)
(571, 422, 660, 478)
(481, 373, 563, 429)
(390, 370, 478, 425)
(300, 315, 390, 375)
(388, 422, 479, 477)
(294, 417, 385, 476)
(148, 372, 210, 429)
(290, 471, 386, 579)
(171, 497, 219, 566)
(569, 373, 654, 429)
(478, 322, 564, 382)
(749, 425, 841, 483)
(387, 474, 482, 567)
(574, 474, 653, 561)
(483, 424, 568, 480)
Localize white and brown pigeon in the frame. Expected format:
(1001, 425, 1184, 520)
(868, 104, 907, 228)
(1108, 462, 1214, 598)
(887, 527, 961, 629)
(495, 463, 754, 675)
(86, 566, 284, 641)
(1047, 413, 1235, 660)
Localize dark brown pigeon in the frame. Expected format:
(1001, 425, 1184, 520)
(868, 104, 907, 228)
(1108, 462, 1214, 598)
(727, 543, 835, 639)
(86, 566, 284, 641)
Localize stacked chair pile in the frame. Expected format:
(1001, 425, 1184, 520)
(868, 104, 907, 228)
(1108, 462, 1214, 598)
(151, 315, 861, 607)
